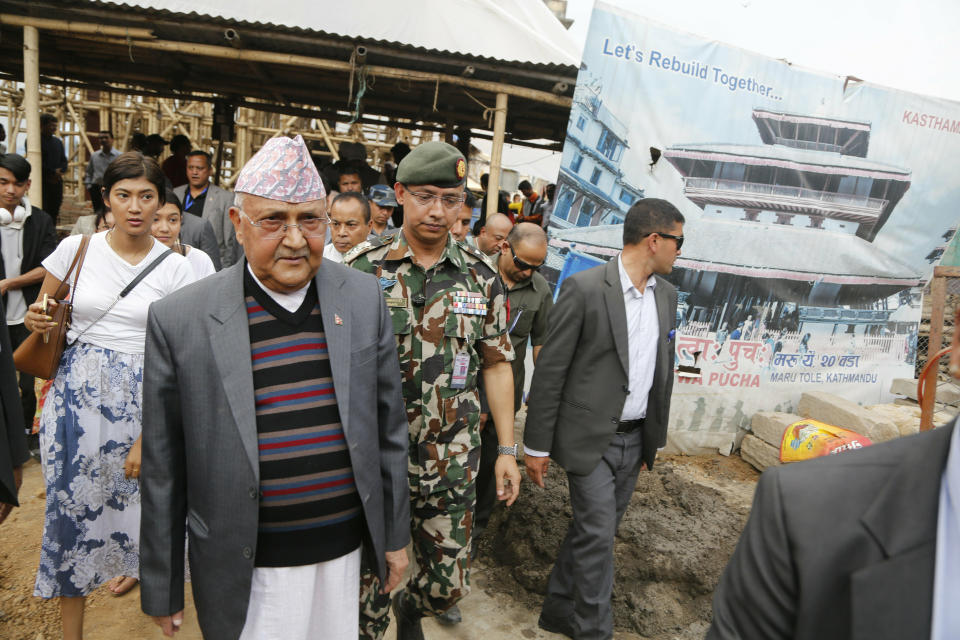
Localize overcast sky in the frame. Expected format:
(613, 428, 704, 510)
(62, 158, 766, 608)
(506, 0, 959, 183)
(564, 0, 960, 102)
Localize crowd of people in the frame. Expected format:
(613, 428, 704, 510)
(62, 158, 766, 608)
(2, 110, 952, 640)
(0, 126, 580, 640)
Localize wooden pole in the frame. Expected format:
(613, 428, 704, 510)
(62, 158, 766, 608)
(1, 14, 154, 39)
(921, 273, 946, 431)
(485, 93, 508, 219)
(84, 34, 571, 108)
(23, 25, 42, 208)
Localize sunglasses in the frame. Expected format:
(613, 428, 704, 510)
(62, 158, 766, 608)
(645, 231, 684, 250)
(509, 243, 545, 271)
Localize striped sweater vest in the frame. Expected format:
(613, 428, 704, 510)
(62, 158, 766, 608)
(244, 271, 363, 567)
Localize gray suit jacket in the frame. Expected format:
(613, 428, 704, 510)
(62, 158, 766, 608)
(140, 261, 410, 639)
(709, 420, 954, 640)
(525, 258, 677, 475)
(179, 213, 221, 270)
(173, 183, 239, 268)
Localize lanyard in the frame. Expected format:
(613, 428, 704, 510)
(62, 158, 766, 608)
(184, 185, 208, 211)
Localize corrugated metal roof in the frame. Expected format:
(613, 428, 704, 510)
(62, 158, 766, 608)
(92, 0, 582, 68)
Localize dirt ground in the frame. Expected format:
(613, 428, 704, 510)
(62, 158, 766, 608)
(478, 453, 757, 640)
(0, 451, 757, 640)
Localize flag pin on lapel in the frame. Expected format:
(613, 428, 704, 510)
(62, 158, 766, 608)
(334, 314, 343, 326)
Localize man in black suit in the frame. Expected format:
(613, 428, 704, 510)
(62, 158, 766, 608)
(524, 198, 683, 640)
(709, 314, 960, 640)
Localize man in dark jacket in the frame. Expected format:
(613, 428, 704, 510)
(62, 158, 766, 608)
(0, 153, 59, 439)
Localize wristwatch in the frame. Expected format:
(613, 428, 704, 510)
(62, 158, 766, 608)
(497, 443, 519, 458)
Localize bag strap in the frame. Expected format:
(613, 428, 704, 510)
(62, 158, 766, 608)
(73, 248, 175, 343)
(119, 248, 174, 298)
(53, 235, 91, 302)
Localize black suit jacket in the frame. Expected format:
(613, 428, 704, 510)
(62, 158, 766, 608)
(525, 258, 677, 475)
(0, 207, 58, 309)
(709, 420, 955, 640)
(0, 298, 28, 506)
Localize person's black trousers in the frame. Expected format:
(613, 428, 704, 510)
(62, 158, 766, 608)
(87, 185, 105, 214)
(42, 182, 63, 224)
(7, 323, 36, 435)
(473, 417, 499, 545)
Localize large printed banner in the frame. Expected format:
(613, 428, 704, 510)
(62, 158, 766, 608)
(548, 3, 960, 453)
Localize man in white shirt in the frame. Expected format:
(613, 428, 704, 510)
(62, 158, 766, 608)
(0, 153, 58, 445)
(84, 131, 120, 214)
(524, 199, 683, 640)
(324, 192, 371, 264)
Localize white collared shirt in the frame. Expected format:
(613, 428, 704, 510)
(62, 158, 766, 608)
(323, 243, 345, 264)
(931, 424, 960, 639)
(246, 263, 310, 313)
(617, 254, 659, 420)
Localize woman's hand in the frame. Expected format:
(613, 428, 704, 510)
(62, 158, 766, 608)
(124, 437, 142, 479)
(24, 299, 59, 335)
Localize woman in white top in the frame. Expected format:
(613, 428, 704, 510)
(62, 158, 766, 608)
(23, 153, 195, 639)
(153, 190, 217, 279)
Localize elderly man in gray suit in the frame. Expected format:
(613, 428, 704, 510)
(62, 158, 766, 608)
(140, 135, 410, 639)
(524, 198, 683, 640)
(173, 150, 240, 268)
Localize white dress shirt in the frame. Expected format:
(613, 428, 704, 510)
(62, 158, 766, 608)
(931, 423, 960, 639)
(618, 255, 659, 420)
(524, 254, 659, 457)
(323, 243, 345, 264)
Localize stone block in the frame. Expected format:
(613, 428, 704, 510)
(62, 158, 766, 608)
(866, 403, 921, 437)
(936, 381, 960, 405)
(798, 391, 899, 443)
(889, 378, 919, 400)
(750, 412, 799, 447)
(894, 397, 919, 407)
(740, 435, 781, 472)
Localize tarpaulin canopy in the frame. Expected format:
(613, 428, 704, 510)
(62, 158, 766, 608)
(0, 0, 580, 146)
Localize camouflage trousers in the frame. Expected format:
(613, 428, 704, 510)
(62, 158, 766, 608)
(358, 479, 477, 640)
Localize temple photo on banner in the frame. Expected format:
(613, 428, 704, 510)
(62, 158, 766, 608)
(542, 1, 960, 453)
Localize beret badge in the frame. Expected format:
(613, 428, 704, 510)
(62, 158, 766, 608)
(455, 157, 466, 180)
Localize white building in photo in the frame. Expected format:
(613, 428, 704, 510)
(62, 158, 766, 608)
(550, 78, 644, 229)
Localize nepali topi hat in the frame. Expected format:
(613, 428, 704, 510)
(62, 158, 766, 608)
(235, 134, 326, 203)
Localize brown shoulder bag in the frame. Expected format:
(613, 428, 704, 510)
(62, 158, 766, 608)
(13, 235, 91, 380)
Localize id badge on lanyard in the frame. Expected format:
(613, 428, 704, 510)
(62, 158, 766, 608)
(451, 351, 470, 389)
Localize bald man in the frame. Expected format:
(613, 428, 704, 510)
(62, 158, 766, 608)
(472, 222, 552, 584)
(475, 213, 514, 256)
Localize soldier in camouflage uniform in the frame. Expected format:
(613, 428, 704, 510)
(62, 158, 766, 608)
(347, 142, 522, 640)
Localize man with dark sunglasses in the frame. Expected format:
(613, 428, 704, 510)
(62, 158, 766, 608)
(525, 198, 684, 640)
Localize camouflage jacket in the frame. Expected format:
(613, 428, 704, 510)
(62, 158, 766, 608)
(347, 231, 514, 495)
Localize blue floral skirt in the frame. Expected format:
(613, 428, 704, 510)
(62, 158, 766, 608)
(34, 342, 144, 599)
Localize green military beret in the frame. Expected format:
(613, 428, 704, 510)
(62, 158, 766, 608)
(396, 141, 466, 188)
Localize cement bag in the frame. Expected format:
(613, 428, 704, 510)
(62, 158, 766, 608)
(780, 419, 872, 463)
